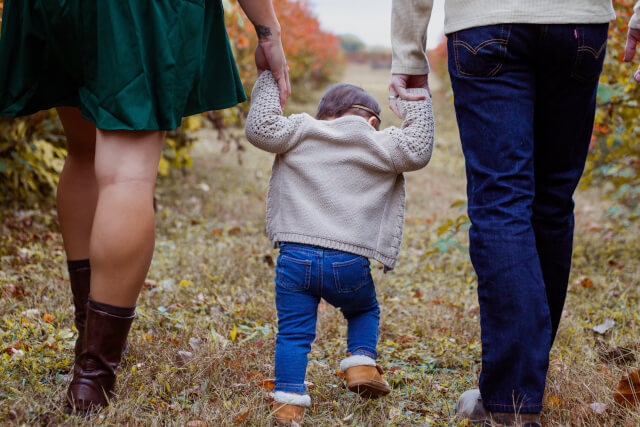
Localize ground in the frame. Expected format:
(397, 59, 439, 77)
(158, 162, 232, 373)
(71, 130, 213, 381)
(1, 64, 639, 426)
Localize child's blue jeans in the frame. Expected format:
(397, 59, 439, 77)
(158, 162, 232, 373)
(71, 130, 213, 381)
(274, 243, 380, 394)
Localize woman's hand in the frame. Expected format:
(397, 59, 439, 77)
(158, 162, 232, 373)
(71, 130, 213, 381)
(255, 31, 291, 108)
(237, 0, 291, 107)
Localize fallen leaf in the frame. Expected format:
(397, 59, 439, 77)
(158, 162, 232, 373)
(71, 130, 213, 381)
(230, 324, 237, 341)
(234, 408, 250, 424)
(580, 277, 594, 288)
(143, 279, 157, 289)
(547, 396, 561, 407)
(614, 369, 640, 406)
(257, 379, 275, 390)
(176, 350, 194, 366)
(228, 227, 242, 235)
(592, 319, 615, 334)
(572, 402, 609, 423)
(597, 341, 636, 365)
(189, 337, 204, 352)
(263, 255, 274, 267)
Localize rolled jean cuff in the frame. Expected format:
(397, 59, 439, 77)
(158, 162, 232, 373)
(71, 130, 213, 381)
(350, 347, 377, 359)
(483, 400, 542, 414)
(274, 382, 307, 394)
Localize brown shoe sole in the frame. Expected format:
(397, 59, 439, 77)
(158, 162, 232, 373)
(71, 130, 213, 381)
(347, 379, 390, 398)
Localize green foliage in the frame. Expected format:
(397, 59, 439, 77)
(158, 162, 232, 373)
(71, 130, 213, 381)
(339, 34, 366, 53)
(0, 112, 66, 204)
(582, 0, 640, 213)
(427, 201, 470, 255)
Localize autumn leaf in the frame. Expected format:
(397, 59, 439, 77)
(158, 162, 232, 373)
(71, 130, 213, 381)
(614, 369, 640, 406)
(230, 324, 237, 341)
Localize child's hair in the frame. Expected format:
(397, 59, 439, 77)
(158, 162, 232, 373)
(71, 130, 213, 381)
(316, 84, 382, 130)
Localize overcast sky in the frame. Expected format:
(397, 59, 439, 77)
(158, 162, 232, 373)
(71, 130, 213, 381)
(308, 0, 445, 49)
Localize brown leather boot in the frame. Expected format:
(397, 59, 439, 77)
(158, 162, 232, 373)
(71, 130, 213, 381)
(341, 355, 390, 398)
(271, 400, 306, 426)
(66, 304, 134, 413)
(68, 263, 91, 358)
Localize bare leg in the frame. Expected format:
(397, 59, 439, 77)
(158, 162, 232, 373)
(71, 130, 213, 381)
(56, 107, 98, 260)
(89, 129, 164, 306)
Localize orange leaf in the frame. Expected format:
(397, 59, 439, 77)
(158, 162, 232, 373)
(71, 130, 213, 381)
(581, 277, 594, 289)
(333, 371, 345, 378)
(234, 408, 250, 424)
(547, 395, 561, 407)
(614, 369, 640, 406)
(42, 314, 53, 323)
(257, 379, 275, 390)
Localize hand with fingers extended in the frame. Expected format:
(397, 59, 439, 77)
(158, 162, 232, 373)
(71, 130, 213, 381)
(388, 74, 429, 118)
(624, 27, 640, 82)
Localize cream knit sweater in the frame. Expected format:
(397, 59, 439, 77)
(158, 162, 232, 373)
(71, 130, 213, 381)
(392, 0, 640, 74)
(245, 72, 434, 270)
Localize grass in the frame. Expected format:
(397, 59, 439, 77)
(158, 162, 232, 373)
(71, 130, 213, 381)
(1, 63, 640, 426)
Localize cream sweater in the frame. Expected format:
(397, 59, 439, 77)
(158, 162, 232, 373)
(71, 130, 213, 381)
(245, 72, 434, 270)
(392, 0, 639, 74)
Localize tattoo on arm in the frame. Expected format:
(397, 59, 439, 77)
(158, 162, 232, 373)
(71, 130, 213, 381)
(256, 25, 272, 40)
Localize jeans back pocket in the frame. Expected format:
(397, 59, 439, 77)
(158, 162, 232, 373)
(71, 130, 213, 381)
(571, 24, 609, 83)
(332, 255, 369, 294)
(452, 24, 511, 78)
(276, 254, 312, 292)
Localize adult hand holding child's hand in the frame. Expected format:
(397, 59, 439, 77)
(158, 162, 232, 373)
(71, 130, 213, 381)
(624, 27, 640, 82)
(255, 34, 291, 108)
(388, 74, 429, 118)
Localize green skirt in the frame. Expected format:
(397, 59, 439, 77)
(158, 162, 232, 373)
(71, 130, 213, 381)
(0, 0, 246, 130)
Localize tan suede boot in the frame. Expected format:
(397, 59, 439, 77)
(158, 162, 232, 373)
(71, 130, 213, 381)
(271, 392, 309, 426)
(341, 354, 390, 398)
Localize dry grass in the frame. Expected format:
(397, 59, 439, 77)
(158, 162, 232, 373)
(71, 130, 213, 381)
(1, 64, 639, 426)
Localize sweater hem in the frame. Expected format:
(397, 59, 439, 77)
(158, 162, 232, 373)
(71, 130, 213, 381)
(444, 12, 616, 35)
(271, 232, 397, 271)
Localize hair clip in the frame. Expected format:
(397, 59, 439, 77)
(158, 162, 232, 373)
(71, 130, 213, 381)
(350, 104, 382, 123)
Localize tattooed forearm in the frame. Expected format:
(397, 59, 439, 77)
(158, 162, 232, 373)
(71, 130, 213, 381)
(256, 25, 272, 40)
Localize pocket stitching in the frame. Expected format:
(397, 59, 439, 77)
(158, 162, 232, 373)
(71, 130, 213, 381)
(332, 258, 366, 294)
(454, 25, 511, 78)
(277, 255, 312, 291)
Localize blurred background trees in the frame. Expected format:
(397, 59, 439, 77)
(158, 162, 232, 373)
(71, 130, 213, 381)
(582, 0, 640, 215)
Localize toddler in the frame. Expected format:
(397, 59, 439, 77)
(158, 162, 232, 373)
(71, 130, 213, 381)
(245, 71, 434, 425)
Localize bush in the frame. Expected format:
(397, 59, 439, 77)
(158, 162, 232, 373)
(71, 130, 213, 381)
(583, 0, 640, 213)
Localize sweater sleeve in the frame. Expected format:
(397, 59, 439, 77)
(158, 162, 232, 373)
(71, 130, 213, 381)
(383, 88, 434, 173)
(631, 2, 640, 29)
(245, 71, 307, 154)
(391, 0, 433, 75)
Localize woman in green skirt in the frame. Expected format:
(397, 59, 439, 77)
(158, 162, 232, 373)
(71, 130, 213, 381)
(0, 0, 290, 413)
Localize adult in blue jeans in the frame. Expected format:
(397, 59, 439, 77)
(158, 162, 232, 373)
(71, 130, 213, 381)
(390, 0, 640, 425)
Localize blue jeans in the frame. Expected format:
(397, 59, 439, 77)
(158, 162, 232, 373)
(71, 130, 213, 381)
(274, 243, 380, 394)
(447, 24, 608, 413)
